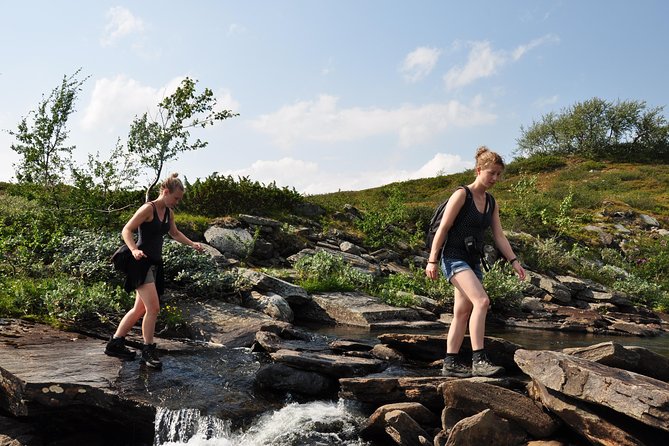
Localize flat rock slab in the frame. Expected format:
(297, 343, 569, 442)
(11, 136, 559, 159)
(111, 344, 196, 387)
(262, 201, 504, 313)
(270, 348, 387, 378)
(311, 291, 426, 327)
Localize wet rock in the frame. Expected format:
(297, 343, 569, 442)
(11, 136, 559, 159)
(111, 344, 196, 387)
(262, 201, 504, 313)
(329, 339, 377, 353)
(514, 349, 669, 432)
(270, 349, 387, 378)
(360, 402, 439, 440)
(253, 330, 330, 354)
(254, 363, 335, 396)
(527, 380, 653, 446)
(370, 344, 405, 362)
(440, 380, 559, 438)
(445, 409, 527, 446)
(384, 409, 433, 446)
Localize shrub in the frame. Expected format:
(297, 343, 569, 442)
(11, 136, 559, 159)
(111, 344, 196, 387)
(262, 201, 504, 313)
(483, 261, 527, 310)
(505, 154, 566, 175)
(374, 265, 452, 305)
(56, 229, 123, 285)
(294, 250, 373, 293)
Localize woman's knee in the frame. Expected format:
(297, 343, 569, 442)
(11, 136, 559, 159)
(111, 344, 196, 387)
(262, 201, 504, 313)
(472, 295, 490, 311)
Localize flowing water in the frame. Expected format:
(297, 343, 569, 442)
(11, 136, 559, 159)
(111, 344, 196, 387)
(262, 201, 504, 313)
(154, 400, 371, 446)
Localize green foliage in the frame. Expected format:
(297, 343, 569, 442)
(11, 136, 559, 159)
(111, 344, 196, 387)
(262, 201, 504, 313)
(482, 261, 527, 310)
(55, 229, 123, 285)
(9, 69, 89, 189)
(294, 250, 373, 293)
(505, 154, 567, 175)
(0, 275, 132, 324)
(181, 173, 304, 217)
(162, 240, 238, 298)
(354, 186, 410, 248)
(517, 98, 669, 162)
(374, 265, 453, 306)
(127, 77, 239, 201)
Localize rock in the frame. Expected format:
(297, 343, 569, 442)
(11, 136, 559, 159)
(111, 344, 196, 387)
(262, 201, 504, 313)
(527, 380, 653, 446)
(340, 241, 362, 256)
(639, 214, 660, 228)
(440, 380, 559, 438)
(377, 333, 522, 373)
(309, 292, 426, 328)
(361, 402, 439, 440)
(254, 363, 335, 396)
(370, 344, 405, 362)
(445, 409, 527, 446)
(238, 268, 311, 305)
(554, 275, 588, 291)
(204, 226, 254, 258)
(559, 341, 669, 381)
(238, 214, 281, 228)
(0, 415, 43, 446)
(384, 410, 433, 446)
(247, 291, 294, 322)
(514, 349, 669, 432)
(520, 297, 544, 312)
(253, 331, 330, 354)
(270, 349, 387, 378)
(339, 376, 514, 412)
(178, 299, 290, 347)
(526, 271, 572, 305)
(329, 339, 377, 353)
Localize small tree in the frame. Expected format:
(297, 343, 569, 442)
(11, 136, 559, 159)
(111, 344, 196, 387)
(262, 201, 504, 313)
(127, 77, 238, 202)
(9, 69, 88, 189)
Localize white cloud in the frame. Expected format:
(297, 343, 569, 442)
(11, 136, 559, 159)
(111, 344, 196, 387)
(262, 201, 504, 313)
(401, 46, 441, 82)
(228, 23, 247, 36)
(100, 6, 145, 47)
(215, 88, 241, 113)
(444, 35, 558, 90)
(250, 95, 495, 149)
(444, 41, 505, 91)
(512, 34, 560, 60)
(223, 153, 473, 194)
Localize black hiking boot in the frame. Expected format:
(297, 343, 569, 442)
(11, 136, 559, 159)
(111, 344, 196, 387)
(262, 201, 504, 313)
(140, 343, 162, 369)
(104, 336, 136, 360)
(442, 354, 472, 378)
(472, 350, 504, 377)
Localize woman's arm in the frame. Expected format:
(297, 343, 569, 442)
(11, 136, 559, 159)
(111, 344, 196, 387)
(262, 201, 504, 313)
(490, 203, 525, 280)
(168, 210, 204, 252)
(122, 203, 152, 260)
(425, 188, 467, 280)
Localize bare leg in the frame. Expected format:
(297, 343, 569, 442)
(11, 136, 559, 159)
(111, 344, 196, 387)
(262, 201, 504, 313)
(450, 270, 490, 351)
(114, 292, 146, 338)
(446, 287, 473, 354)
(135, 282, 160, 344)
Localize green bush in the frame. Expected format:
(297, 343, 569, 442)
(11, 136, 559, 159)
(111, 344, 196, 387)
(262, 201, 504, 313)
(483, 261, 527, 310)
(505, 154, 566, 175)
(374, 265, 452, 305)
(162, 240, 239, 298)
(294, 250, 373, 293)
(56, 229, 123, 284)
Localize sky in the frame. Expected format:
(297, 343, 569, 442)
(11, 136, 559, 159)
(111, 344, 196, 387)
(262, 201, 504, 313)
(1, 1, 668, 194)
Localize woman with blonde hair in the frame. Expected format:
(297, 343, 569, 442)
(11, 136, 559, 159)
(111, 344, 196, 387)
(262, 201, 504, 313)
(426, 147, 525, 377)
(105, 173, 203, 369)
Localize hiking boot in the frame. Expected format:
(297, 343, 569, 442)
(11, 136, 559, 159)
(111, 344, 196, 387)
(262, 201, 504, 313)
(442, 354, 472, 378)
(140, 343, 162, 369)
(104, 336, 136, 360)
(472, 350, 504, 377)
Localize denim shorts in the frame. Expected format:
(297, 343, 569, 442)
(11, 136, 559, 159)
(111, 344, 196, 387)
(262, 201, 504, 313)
(440, 257, 483, 282)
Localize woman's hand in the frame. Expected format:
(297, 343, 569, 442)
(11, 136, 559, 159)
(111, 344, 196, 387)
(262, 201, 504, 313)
(131, 248, 147, 260)
(192, 242, 204, 252)
(512, 260, 526, 281)
(425, 262, 439, 280)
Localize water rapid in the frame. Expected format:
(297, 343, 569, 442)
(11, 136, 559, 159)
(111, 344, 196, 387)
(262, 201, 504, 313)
(154, 400, 371, 446)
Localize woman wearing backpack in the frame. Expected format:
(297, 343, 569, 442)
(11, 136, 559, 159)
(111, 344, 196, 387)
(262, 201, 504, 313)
(425, 146, 525, 377)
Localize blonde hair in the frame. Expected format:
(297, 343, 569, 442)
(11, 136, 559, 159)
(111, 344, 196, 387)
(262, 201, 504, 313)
(160, 173, 185, 193)
(475, 146, 505, 170)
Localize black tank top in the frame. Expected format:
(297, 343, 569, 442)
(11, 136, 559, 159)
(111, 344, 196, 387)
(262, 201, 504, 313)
(137, 202, 170, 263)
(442, 186, 495, 264)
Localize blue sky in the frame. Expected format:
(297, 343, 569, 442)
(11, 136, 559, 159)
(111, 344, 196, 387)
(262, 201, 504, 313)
(1, 1, 668, 194)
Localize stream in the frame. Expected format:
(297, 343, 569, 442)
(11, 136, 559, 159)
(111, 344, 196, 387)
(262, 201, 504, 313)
(146, 326, 667, 445)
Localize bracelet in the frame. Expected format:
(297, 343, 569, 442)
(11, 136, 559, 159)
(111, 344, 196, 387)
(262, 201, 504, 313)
(427, 261, 437, 264)
(508, 257, 518, 264)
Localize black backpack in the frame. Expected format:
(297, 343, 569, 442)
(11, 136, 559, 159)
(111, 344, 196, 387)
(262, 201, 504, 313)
(425, 186, 473, 259)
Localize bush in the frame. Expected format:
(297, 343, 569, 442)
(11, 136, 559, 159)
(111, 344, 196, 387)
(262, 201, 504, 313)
(483, 261, 527, 310)
(294, 250, 373, 293)
(56, 229, 123, 285)
(374, 265, 452, 306)
(506, 154, 566, 175)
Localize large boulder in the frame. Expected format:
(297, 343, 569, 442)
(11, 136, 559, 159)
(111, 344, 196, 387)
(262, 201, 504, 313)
(444, 409, 527, 446)
(238, 269, 311, 305)
(514, 349, 669, 432)
(204, 226, 254, 259)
